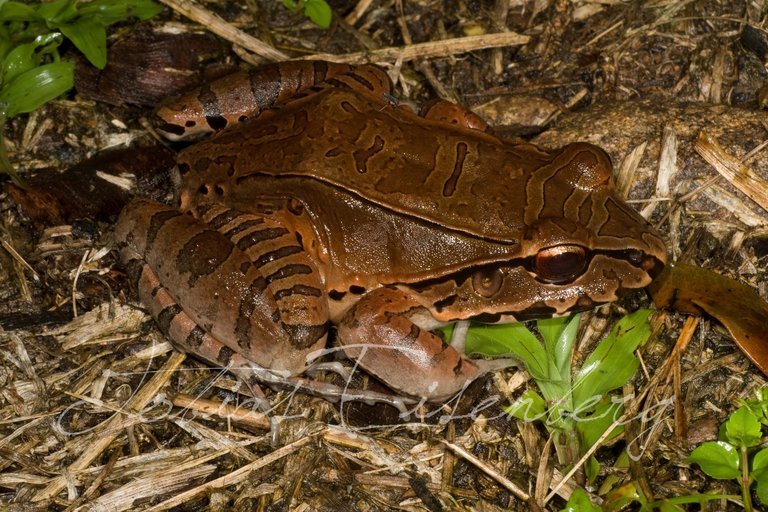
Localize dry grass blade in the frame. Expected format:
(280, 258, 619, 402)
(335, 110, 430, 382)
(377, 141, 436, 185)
(74, 464, 216, 512)
(309, 32, 530, 64)
(143, 429, 325, 511)
(53, 303, 146, 350)
(0, 237, 39, 281)
(344, 0, 375, 25)
(695, 131, 768, 214)
(32, 352, 187, 502)
(0, 235, 36, 302)
(156, 0, 288, 61)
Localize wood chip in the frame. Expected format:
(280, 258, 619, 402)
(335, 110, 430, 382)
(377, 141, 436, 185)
(695, 131, 768, 214)
(641, 125, 676, 219)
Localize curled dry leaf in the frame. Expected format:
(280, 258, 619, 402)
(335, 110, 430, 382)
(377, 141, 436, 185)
(647, 262, 768, 375)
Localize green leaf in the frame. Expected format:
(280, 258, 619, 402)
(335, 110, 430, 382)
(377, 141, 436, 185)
(466, 322, 549, 380)
(36, 0, 77, 26)
(506, 389, 545, 421)
(602, 482, 641, 510)
(538, 315, 572, 352)
(575, 397, 624, 448)
(725, 406, 762, 447)
(59, 18, 106, 68)
(0, 1, 39, 21)
(585, 455, 600, 484)
(572, 310, 651, 408)
(742, 387, 768, 426)
(0, 61, 73, 117)
(77, 0, 163, 25)
(753, 447, 768, 478)
(687, 441, 740, 480)
(282, 0, 299, 11)
(560, 487, 601, 512)
(658, 502, 685, 512)
(438, 323, 454, 344)
(539, 314, 579, 386)
(1, 32, 62, 83)
(754, 449, 768, 505)
(303, 0, 332, 29)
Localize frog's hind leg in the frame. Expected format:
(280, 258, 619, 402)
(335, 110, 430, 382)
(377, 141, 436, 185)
(336, 286, 512, 402)
(194, 202, 331, 354)
(116, 199, 329, 375)
(128, 259, 270, 406)
(153, 60, 355, 140)
(153, 60, 400, 141)
(127, 255, 418, 411)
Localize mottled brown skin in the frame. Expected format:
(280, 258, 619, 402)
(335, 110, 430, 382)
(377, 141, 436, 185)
(116, 61, 668, 401)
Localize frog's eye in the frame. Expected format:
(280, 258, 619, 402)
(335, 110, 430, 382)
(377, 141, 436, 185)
(535, 245, 587, 283)
(472, 268, 504, 298)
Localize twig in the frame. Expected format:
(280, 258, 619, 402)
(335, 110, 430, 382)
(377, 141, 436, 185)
(71, 249, 89, 318)
(156, 0, 289, 61)
(344, 0, 374, 25)
(307, 32, 530, 64)
(441, 440, 530, 501)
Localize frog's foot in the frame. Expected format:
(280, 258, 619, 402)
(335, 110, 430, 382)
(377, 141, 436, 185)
(337, 286, 508, 402)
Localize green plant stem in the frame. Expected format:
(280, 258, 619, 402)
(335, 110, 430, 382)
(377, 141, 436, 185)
(645, 493, 741, 508)
(741, 445, 753, 512)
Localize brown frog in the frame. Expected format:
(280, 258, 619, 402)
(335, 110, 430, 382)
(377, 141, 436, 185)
(114, 61, 667, 402)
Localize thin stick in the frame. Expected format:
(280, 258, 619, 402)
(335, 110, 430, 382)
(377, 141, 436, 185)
(441, 440, 530, 501)
(308, 32, 530, 64)
(157, 0, 289, 61)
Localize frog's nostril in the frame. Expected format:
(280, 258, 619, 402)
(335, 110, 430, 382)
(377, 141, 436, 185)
(198, 184, 209, 195)
(214, 185, 225, 195)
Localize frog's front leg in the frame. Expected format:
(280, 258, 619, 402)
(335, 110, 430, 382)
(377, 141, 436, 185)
(115, 199, 329, 375)
(337, 287, 498, 402)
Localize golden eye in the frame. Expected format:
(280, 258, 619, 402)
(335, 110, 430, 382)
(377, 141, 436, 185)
(472, 268, 504, 298)
(535, 245, 587, 283)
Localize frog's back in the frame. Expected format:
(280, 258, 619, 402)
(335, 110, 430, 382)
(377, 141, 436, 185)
(177, 88, 558, 242)
(177, 87, 663, 266)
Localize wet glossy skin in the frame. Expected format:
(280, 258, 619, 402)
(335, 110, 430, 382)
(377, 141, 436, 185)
(115, 61, 667, 401)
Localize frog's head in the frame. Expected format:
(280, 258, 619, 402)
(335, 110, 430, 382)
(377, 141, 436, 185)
(407, 142, 668, 323)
